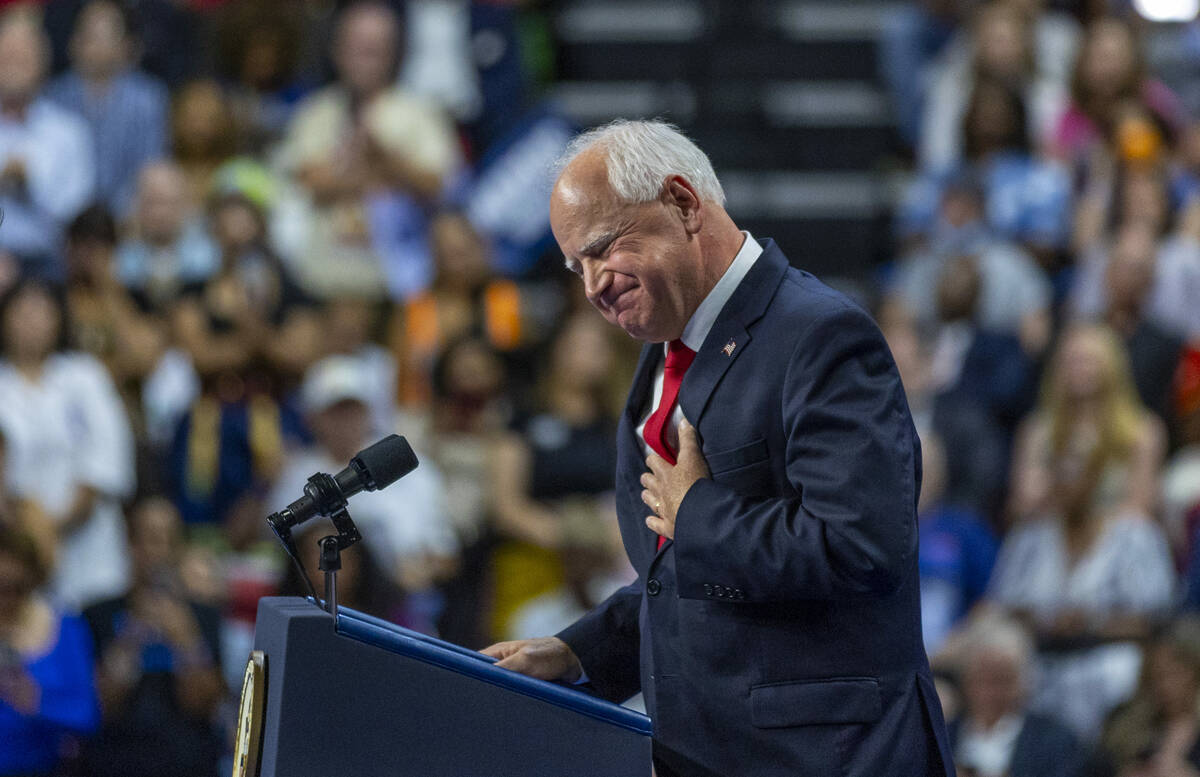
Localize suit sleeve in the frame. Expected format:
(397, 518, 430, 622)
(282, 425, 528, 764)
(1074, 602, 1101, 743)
(554, 580, 642, 703)
(674, 305, 920, 602)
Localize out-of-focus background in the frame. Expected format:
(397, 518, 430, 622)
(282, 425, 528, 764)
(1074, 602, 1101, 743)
(0, 0, 1197, 775)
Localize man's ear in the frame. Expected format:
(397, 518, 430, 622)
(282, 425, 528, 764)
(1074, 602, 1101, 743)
(662, 176, 703, 235)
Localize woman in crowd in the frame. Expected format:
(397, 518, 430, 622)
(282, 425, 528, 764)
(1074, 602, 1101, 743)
(1053, 17, 1183, 170)
(487, 313, 625, 641)
(991, 323, 1174, 740)
(0, 524, 99, 777)
(0, 278, 136, 610)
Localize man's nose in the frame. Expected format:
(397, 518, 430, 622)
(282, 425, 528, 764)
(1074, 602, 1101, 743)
(581, 259, 608, 302)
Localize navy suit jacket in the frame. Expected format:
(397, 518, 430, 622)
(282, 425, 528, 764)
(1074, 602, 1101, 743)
(558, 241, 956, 777)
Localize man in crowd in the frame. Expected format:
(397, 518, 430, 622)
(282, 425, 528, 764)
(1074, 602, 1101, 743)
(0, 9, 95, 279)
(483, 120, 954, 777)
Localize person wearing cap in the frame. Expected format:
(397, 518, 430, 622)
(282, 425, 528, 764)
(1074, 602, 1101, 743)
(269, 355, 458, 609)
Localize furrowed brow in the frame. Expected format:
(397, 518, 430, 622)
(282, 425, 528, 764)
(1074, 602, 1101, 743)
(578, 230, 619, 257)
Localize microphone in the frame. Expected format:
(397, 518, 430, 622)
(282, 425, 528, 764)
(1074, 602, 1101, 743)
(267, 434, 418, 532)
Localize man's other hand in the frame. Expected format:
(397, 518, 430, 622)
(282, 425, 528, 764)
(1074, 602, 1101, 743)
(481, 637, 583, 683)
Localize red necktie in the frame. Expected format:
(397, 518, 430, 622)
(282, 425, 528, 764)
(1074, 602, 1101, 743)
(643, 339, 696, 548)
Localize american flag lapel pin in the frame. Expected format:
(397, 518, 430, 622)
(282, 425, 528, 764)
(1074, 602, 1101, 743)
(722, 339, 736, 356)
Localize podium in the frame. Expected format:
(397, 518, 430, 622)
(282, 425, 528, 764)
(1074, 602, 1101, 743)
(243, 597, 653, 777)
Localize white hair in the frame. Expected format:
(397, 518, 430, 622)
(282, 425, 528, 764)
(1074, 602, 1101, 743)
(556, 119, 725, 206)
(962, 614, 1036, 691)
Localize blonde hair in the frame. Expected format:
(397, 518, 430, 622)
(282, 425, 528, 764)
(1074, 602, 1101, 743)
(1040, 323, 1145, 467)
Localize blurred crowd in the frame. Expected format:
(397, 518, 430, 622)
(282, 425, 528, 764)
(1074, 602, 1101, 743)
(0, 0, 1200, 776)
(882, 2, 1200, 776)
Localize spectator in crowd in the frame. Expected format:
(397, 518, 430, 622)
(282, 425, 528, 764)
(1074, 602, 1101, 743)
(426, 334, 510, 647)
(1053, 17, 1183, 166)
(275, 0, 461, 301)
(215, 0, 306, 155)
(993, 323, 1174, 739)
(1073, 174, 1200, 344)
(947, 615, 1084, 777)
(173, 191, 319, 384)
(322, 295, 397, 438)
(883, 305, 1011, 518)
(270, 355, 457, 633)
(0, 524, 99, 777)
(1088, 618, 1200, 777)
(488, 314, 621, 641)
(65, 205, 166, 418)
(171, 79, 240, 209)
(392, 211, 525, 409)
(889, 173, 1052, 352)
(0, 9, 95, 279)
(82, 497, 224, 777)
(116, 160, 218, 315)
(45, 0, 168, 218)
(900, 77, 1072, 263)
(0, 277, 135, 610)
(1086, 221, 1186, 426)
(916, 431, 1000, 655)
(920, 1, 1074, 170)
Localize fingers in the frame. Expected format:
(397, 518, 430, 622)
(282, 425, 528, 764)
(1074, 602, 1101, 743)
(645, 514, 668, 538)
(479, 641, 520, 660)
(645, 451, 667, 476)
(678, 418, 699, 449)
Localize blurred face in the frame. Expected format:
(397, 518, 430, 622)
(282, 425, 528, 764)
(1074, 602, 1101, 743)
(311, 399, 369, 460)
(66, 236, 115, 284)
(174, 81, 227, 156)
(71, 1, 129, 78)
(212, 200, 262, 252)
(130, 499, 182, 582)
(4, 286, 60, 363)
(1081, 21, 1137, 96)
(1058, 329, 1110, 401)
(137, 164, 189, 245)
(334, 6, 398, 97)
(975, 7, 1028, 79)
(966, 84, 1020, 155)
(551, 151, 708, 343)
(1120, 171, 1168, 232)
(963, 648, 1025, 725)
(1148, 643, 1200, 718)
(554, 316, 615, 388)
(443, 340, 503, 401)
(324, 299, 373, 354)
(0, 20, 46, 105)
(1105, 225, 1156, 309)
(432, 214, 489, 288)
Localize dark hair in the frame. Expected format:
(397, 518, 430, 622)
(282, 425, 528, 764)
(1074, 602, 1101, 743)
(0, 276, 71, 358)
(74, 0, 137, 40)
(67, 203, 118, 246)
(962, 78, 1031, 159)
(1069, 17, 1146, 123)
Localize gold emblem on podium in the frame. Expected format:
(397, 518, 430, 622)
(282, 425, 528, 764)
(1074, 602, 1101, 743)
(232, 650, 267, 777)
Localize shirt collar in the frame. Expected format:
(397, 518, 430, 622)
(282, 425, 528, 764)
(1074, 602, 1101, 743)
(677, 231, 763, 352)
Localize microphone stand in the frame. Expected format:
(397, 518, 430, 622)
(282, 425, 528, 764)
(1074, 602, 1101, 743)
(266, 472, 363, 620)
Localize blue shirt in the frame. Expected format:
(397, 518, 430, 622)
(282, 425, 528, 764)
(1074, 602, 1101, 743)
(45, 70, 168, 218)
(900, 153, 1073, 250)
(919, 505, 999, 652)
(0, 612, 100, 775)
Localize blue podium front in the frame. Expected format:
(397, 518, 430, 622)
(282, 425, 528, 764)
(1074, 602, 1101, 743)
(247, 597, 652, 776)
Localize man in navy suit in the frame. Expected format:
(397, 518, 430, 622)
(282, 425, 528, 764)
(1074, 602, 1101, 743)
(483, 120, 955, 777)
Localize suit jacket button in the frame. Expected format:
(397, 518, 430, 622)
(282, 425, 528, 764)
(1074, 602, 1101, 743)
(647, 578, 662, 596)
(714, 585, 726, 598)
(734, 588, 745, 600)
(703, 584, 713, 596)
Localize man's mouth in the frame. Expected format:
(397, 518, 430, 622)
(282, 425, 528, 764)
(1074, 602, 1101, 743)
(600, 279, 638, 311)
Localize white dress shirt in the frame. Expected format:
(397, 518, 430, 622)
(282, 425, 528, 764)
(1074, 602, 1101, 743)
(635, 232, 763, 456)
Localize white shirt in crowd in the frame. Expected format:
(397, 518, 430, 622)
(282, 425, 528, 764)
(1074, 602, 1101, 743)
(0, 352, 135, 609)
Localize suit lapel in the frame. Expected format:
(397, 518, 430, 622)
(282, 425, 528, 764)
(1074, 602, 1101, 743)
(677, 239, 790, 427)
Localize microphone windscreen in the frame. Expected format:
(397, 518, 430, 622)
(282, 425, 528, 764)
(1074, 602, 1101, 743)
(353, 434, 418, 491)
